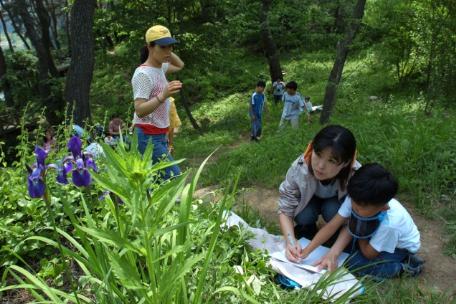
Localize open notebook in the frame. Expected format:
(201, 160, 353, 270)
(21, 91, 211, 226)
(270, 238, 350, 274)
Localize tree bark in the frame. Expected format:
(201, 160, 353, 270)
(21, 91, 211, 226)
(65, 0, 71, 56)
(0, 0, 31, 50)
(0, 12, 14, 52)
(64, 0, 96, 126)
(34, 0, 59, 77)
(45, 0, 61, 49)
(0, 43, 13, 106)
(179, 89, 200, 130)
(259, 0, 283, 82)
(16, 0, 58, 77)
(332, 2, 344, 34)
(16, 0, 61, 123)
(319, 0, 366, 124)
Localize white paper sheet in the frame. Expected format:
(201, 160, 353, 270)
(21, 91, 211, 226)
(270, 238, 349, 274)
(222, 211, 363, 301)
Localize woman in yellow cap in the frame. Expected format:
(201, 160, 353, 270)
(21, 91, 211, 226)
(131, 25, 184, 180)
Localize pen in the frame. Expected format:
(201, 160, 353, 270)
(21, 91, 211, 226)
(287, 232, 296, 246)
(287, 232, 301, 262)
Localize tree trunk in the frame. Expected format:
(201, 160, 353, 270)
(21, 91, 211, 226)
(319, 0, 366, 124)
(0, 12, 14, 52)
(199, 0, 216, 22)
(173, 14, 200, 131)
(34, 0, 59, 77)
(332, 2, 344, 34)
(16, 0, 58, 77)
(0, 0, 31, 50)
(64, 0, 96, 126)
(16, 0, 61, 123)
(0, 43, 13, 106)
(259, 0, 283, 82)
(424, 2, 440, 115)
(65, 0, 71, 56)
(45, 0, 61, 49)
(179, 89, 200, 130)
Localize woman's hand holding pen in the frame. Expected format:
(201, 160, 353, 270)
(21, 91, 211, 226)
(285, 233, 302, 263)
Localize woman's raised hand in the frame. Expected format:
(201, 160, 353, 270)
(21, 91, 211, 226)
(160, 80, 182, 100)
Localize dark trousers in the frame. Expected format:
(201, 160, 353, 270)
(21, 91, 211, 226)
(249, 110, 262, 138)
(347, 248, 409, 279)
(294, 195, 342, 240)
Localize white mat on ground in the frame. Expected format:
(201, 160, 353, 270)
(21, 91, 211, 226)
(223, 211, 363, 301)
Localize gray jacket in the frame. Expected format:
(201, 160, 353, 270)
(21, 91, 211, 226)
(278, 154, 360, 218)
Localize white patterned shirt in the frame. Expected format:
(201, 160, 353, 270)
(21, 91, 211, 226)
(131, 63, 170, 128)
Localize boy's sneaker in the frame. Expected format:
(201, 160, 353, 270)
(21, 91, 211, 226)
(401, 254, 425, 277)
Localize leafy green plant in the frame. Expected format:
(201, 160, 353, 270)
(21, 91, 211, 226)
(1, 134, 239, 303)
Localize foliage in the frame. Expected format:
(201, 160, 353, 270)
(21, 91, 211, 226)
(1, 131, 366, 303)
(1, 1, 456, 302)
(364, 0, 456, 105)
(3, 51, 40, 110)
(1, 50, 65, 122)
(90, 49, 134, 121)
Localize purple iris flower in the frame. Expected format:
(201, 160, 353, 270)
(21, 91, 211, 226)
(68, 136, 83, 159)
(26, 146, 48, 198)
(85, 155, 98, 172)
(27, 166, 45, 198)
(35, 146, 47, 167)
(57, 136, 98, 187)
(72, 158, 91, 186)
(26, 136, 98, 197)
(55, 159, 73, 185)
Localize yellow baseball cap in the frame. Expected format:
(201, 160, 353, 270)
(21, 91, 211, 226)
(145, 25, 178, 45)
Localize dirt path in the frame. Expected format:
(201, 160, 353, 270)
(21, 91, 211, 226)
(233, 186, 456, 297)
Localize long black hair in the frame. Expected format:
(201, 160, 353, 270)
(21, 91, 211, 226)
(311, 125, 356, 188)
(139, 42, 155, 63)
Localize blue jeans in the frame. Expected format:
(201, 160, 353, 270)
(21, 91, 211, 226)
(136, 128, 181, 180)
(347, 247, 409, 279)
(294, 195, 342, 239)
(250, 110, 262, 138)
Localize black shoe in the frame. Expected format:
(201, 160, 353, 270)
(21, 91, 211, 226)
(401, 254, 425, 277)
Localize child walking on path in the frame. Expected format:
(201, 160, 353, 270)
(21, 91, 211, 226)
(249, 81, 266, 141)
(279, 81, 311, 128)
(300, 163, 424, 279)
